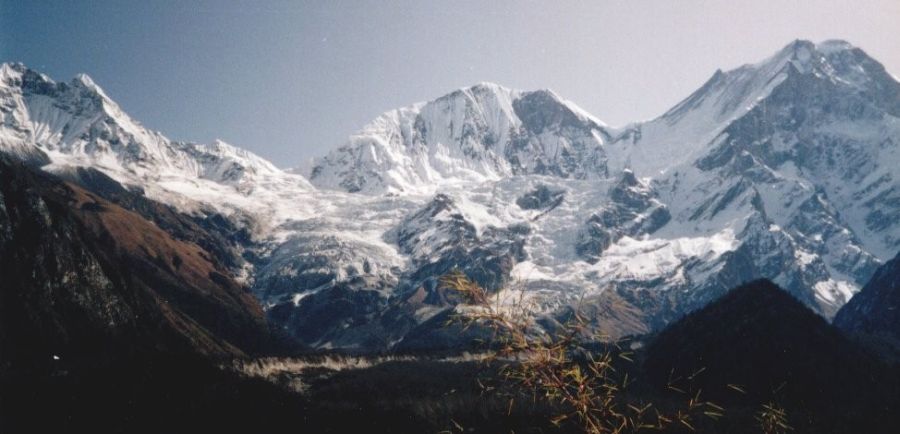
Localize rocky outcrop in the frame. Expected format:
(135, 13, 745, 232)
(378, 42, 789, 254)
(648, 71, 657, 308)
(576, 170, 670, 263)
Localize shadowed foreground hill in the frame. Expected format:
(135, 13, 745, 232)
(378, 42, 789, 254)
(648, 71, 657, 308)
(835, 251, 900, 360)
(644, 279, 900, 434)
(0, 155, 274, 364)
(0, 155, 302, 433)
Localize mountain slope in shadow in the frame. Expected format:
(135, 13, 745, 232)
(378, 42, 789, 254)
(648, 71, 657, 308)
(0, 154, 274, 365)
(0, 155, 305, 433)
(835, 251, 900, 360)
(643, 279, 900, 433)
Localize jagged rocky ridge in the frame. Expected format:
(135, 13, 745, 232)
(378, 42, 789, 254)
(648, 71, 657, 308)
(2, 39, 900, 350)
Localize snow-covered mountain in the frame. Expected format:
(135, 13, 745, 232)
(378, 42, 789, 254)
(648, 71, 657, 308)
(308, 83, 613, 193)
(2, 39, 899, 350)
(0, 62, 316, 228)
(619, 39, 899, 316)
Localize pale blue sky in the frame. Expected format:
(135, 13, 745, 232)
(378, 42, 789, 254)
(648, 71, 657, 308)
(2, 0, 898, 166)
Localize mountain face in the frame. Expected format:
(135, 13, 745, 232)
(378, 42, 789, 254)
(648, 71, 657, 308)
(2, 39, 899, 351)
(834, 251, 900, 357)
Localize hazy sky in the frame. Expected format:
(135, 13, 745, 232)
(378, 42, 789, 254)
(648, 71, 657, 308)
(2, 0, 899, 166)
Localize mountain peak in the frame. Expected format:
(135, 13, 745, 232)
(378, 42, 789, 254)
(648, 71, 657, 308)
(759, 38, 889, 86)
(761, 39, 823, 74)
(0, 63, 56, 92)
(73, 72, 97, 88)
(0, 63, 306, 202)
(69, 72, 121, 108)
(433, 82, 519, 111)
(465, 81, 513, 93)
(311, 81, 613, 193)
(438, 81, 515, 100)
(782, 38, 816, 53)
(772, 39, 857, 62)
(816, 39, 855, 54)
(196, 139, 280, 175)
(0, 62, 27, 80)
(638, 38, 893, 173)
